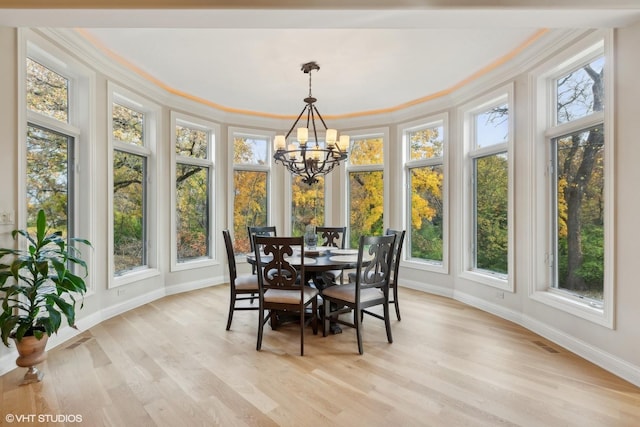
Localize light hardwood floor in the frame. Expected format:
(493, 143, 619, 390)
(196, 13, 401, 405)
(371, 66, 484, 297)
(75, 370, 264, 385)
(1, 285, 639, 426)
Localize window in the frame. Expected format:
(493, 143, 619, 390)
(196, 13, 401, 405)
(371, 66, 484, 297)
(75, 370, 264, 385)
(461, 85, 513, 290)
(24, 34, 95, 293)
(26, 57, 73, 237)
(172, 115, 216, 268)
(531, 32, 613, 327)
(403, 116, 447, 270)
(346, 132, 386, 248)
(550, 57, 607, 300)
(109, 85, 159, 282)
(231, 130, 270, 253)
(291, 175, 325, 237)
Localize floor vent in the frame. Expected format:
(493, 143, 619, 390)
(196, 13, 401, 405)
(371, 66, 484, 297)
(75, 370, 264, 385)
(532, 340, 560, 353)
(66, 336, 92, 350)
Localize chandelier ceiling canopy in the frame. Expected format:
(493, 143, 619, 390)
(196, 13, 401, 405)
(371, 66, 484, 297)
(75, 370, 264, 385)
(273, 61, 349, 185)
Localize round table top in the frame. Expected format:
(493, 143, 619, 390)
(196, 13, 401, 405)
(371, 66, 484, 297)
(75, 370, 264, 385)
(246, 247, 369, 272)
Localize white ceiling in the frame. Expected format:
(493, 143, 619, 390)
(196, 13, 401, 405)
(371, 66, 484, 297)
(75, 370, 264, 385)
(2, 4, 640, 117)
(82, 27, 541, 116)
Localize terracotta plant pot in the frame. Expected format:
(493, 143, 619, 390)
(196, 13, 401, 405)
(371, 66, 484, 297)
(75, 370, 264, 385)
(13, 333, 49, 384)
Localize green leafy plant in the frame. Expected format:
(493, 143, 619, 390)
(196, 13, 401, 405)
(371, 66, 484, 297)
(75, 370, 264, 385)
(0, 209, 91, 347)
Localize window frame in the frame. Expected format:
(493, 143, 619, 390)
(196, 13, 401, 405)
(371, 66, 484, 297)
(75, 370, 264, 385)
(19, 29, 96, 294)
(529, 30, 614, 328)
(228, 127, 274, 254)
(107, 83, 160, 288)
(170, 112, 218, 271)
(344, 128, 389, 248)
(401, 113, 449, 274)
(460, 84, 515, 292)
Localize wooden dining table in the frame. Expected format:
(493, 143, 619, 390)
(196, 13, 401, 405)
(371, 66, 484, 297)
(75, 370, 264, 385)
(246, 246, 370, 332)
(245, 245, 368, 282)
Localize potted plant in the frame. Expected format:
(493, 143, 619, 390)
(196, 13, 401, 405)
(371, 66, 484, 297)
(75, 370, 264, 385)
(0, 209, 91, 383)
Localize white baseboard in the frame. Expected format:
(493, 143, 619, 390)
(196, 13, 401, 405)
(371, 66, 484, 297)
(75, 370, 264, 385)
(164, 276, 225, 296)
(401, 278, 454, 299)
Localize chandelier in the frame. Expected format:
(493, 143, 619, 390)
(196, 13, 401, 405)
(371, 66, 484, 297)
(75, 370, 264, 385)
(273, 61, 349, 185)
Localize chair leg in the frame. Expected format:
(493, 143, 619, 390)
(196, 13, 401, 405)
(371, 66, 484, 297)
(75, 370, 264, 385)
(323, 300, 330, 337)
(300, 306, 305, 356)
(312, 298, 318, 335)
(393, 284, 401, 321)
(226, 292, 236, 330)
(384, 300, 393, 344)
(355, 305, 364, 355)
(257, 308, 265, 351)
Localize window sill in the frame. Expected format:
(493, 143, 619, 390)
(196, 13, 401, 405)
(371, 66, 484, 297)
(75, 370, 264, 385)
(111, 267, 161, 288)
(171, 257, 217, 272)
(403, 259, 447, 275)
(460, 269, 512, 292)
(529, 289, 613, 329)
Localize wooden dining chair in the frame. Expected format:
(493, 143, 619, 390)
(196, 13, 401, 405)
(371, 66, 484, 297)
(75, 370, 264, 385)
(247, 225, 276, 273)
(253, 235, 319, 356)
(316, 226, 347, 286)
(222, 229, 259, 330)
(385, 228, 406, 321)
(321, 233, 396, 354)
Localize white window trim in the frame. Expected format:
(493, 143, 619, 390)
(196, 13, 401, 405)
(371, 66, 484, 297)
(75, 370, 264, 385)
(459, 83, 515, 292)
(528, 30, 614, 328)
(400, 113, 449, 275)
(107, 83, 160, 288)
(19, 29, 97, 295)
(344, 128, 389, 248)
(170, 112, 218, 272)
(228, 127, 275, 252)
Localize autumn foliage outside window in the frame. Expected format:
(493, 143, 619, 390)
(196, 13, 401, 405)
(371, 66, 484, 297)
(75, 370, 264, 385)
(112, 103, 147, 274)
(406, 125, 444, 264)
(348, 137, 384, 248)
(175, 124, 212, 261)
(233, 135, 269, 253)
(26, 58, 72, 238)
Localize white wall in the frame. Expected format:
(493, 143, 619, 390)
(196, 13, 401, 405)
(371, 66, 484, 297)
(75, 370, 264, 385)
(1, 24, 639, 387)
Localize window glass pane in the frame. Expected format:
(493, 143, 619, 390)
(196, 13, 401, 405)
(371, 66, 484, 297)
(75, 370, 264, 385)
(233, 170, 268, 253)
(475, 104, 508, 148)
(409, 165, 443, 263)
(553, 126, 604, 300)
(176, 164, 210, 261)
(409, 126, 443, 160)
(233, 136, 268, 165)
(176, 125, 208, 159)
(26, 58, 68, 123)
(26, 125, 71, 236)
(556, 56, 604, 125)
(474, 153, 508, 274)
(291, 175, 324, 237)
(349, 137, 383, 166)
(113, 150, 145, 273)
(113, 103, 144, 146)
(349, 170, 383, 248)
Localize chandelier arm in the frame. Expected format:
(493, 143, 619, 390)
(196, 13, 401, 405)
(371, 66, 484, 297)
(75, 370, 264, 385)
(309, 104, 320, 147)
(284, 104, 310, 139)
(311, 104, 329, 131)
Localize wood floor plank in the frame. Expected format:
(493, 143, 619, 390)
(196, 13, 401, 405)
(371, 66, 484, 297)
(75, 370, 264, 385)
(1, 285, 639, 426)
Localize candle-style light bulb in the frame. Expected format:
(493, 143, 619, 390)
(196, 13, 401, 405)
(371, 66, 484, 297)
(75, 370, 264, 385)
(274, 135, 286, 151)
(297, 128, 308, 147)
